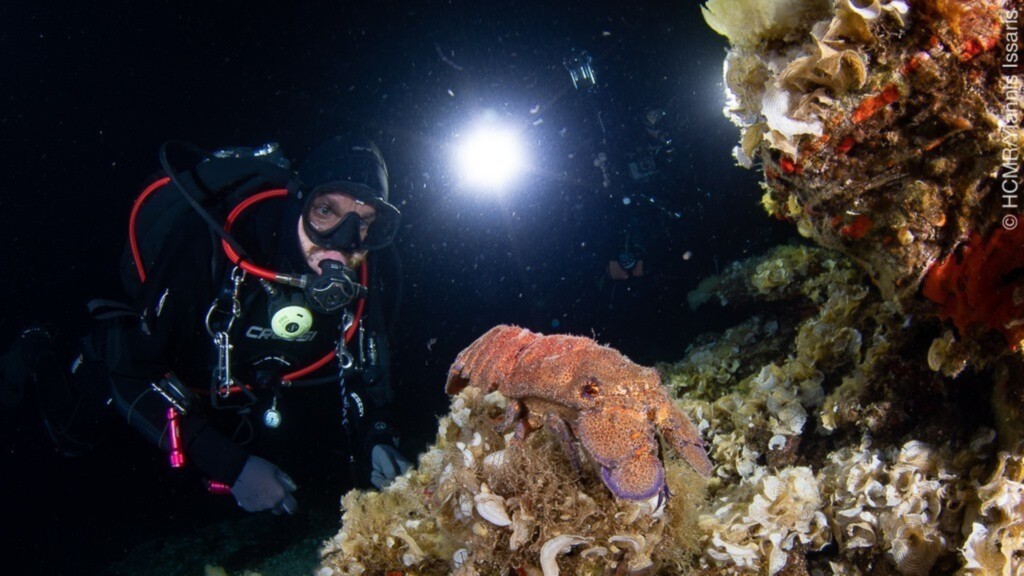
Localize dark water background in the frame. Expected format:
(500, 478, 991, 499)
(0, 1, 793, 573)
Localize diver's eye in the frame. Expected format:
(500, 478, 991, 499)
(581, 378, 600, 399)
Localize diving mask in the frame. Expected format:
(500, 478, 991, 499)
(301, 185, 399, 252)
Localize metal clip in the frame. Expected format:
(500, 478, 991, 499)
(336, 311, 357, 371)
(204, 266, 248, 338)
(229, 267, 246, 320)
(214, 331, 233, 398)
(337, 342, 355, 371)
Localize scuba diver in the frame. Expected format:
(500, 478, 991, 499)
(599, 226, 649, 310)
(626, 107, 675, 184)
(606, 235, 645, 282)
(0, 134, 412, 515)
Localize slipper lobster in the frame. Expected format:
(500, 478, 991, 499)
(446, 325, 712, 501)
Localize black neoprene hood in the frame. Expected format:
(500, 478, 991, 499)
(300, 134, 389, 203)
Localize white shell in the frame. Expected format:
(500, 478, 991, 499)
(840, 0, 908, 23)
(451, 396, 471, 427)
(610, 532, 656, 572)
(482, 390, 508, 409)
(457, 493, 474, 519)
(474, 487, 512, 527)
(389, 525, 426, 566)
(609, 534, 645, 552)
(761, 82, 823, 149)
(636, 493, 666, 518)
(768, 434, 788, 450)
(482, 449, 508, 469)
(539, 535, 592, 576)
(456, 441, 476, 468)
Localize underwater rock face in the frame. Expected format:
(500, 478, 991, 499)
(320, 246, 1024, 575)
(446, 325, 712, 500)
(704, 0, 1022, 350)
(318, 386, 706, 576)
(666, 246, 1018, 575)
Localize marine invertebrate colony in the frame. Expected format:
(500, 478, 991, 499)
(319, 245, 1017, 575)
(667, 246, 1001, 575)
(703, 0, 1021, 353)
(318, 384, 707, 576)
(446, 325, 712, 500)
(922, 226, 1024, 349)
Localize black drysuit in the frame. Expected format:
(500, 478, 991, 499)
(105, 160, 398, 486)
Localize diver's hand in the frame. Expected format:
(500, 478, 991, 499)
(370, 444, 412, 490)
(231, 456, 298, 514)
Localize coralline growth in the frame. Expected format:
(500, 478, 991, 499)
(318, 384, 707, 575)
(667, 245, 1019, 575)
(703, 0, 1022, 350)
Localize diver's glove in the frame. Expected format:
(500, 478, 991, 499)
(370, 444, 412, 490)
(231, 456, 298, 514)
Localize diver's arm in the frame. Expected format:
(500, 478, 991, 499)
(108, 370, 249, 484)
(351, 330, 412, 489)
(356, 329, 401, 455)
(107, 216, 250, 484)
(335, 325, 400, 463)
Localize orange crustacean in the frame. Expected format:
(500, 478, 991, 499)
(446, 325, 712, 501)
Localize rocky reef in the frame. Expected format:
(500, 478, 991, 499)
(670, 244, 1010, 575)
(703, 0, 1022, 350)
(318, 384, 706, 575)
(319, 245, 1022, 575)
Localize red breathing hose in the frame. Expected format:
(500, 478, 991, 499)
(131, 181, 368, 385)
(129, 176, 172, 283)
(221, 189, 290, 281)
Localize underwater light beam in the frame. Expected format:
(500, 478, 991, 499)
(455, 126, 526, 193)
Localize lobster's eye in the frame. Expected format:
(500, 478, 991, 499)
(581, 378, 600, 399)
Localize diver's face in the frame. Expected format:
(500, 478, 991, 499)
(298, 192, 375, 274)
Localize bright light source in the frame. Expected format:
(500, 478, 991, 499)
(455, 126, 526, 192)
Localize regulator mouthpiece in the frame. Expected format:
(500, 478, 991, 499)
(304, 260, 365, 314)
